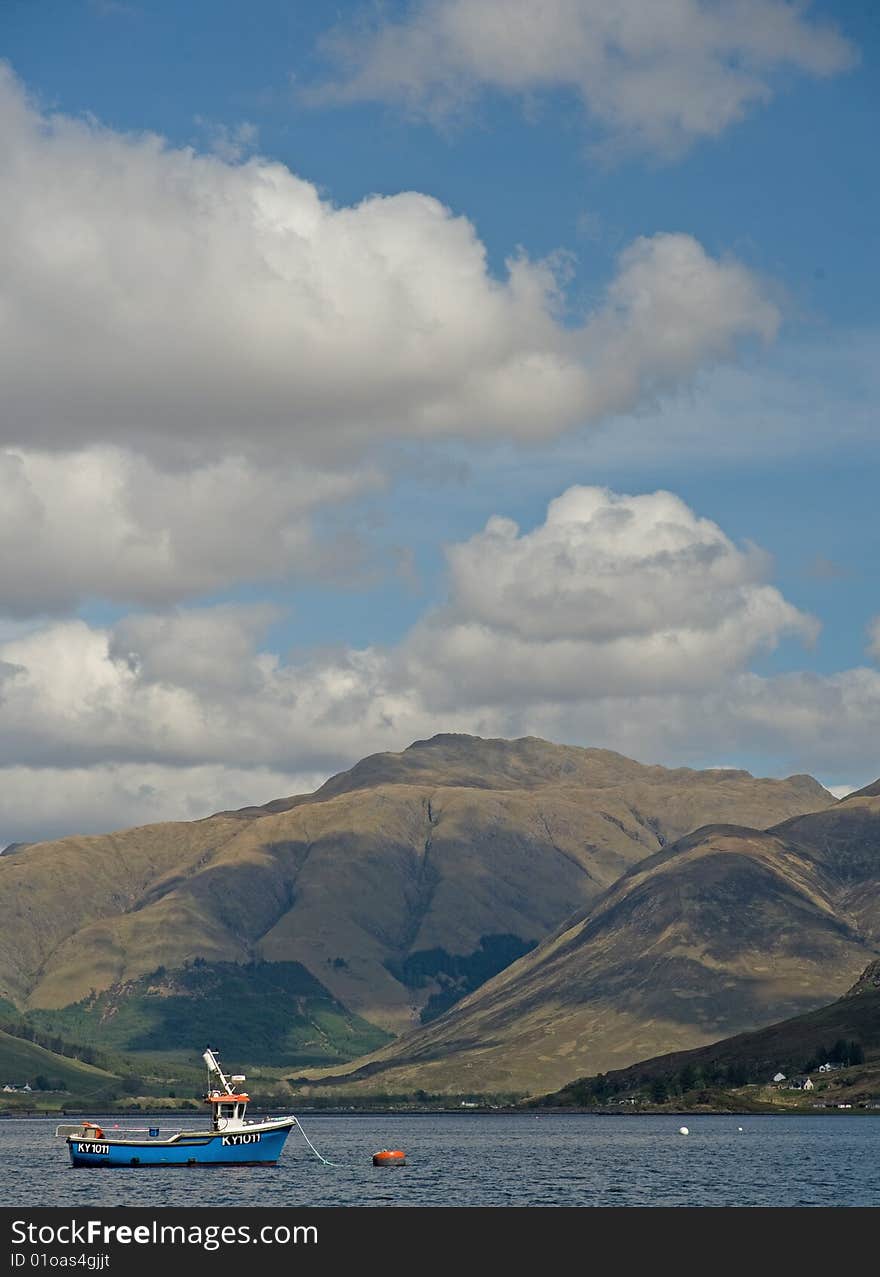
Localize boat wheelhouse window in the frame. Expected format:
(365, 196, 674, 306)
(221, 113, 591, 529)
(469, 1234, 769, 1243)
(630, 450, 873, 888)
(219, 1104, 235, 1119)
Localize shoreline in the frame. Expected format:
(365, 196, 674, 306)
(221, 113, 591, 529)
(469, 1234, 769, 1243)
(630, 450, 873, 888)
(3, 1104, 878, 1119)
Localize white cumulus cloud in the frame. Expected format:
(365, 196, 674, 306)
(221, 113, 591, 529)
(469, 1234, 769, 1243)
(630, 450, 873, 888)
(0, 447, 377, 615)
(0, 762, 325, 850)
(399, 485, 817, 705)
(6, 483, 873, 846)
(0, 64, 786, 618)
(310, 0, 856, 154)
(0, 64, 777, 466)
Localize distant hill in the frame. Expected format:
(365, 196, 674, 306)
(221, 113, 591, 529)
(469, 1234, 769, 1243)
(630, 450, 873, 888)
(0, 735, 831, 1067)
(0, 1028, 120, 1098)
(543, 960, 880, 1106)
(29, 961, 390, 1067)
(296, 779, 880, 1096)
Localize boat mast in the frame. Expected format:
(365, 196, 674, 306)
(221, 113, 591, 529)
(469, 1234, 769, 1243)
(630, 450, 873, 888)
(202, 1047, 235, 1096)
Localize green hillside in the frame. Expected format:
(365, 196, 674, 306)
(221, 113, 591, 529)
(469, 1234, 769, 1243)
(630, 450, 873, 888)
(0, 1028, 119, 1097)
(30, 960, 391, 1068)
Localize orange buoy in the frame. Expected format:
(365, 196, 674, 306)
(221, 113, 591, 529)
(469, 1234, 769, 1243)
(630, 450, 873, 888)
(372, 1148, 406, 1167)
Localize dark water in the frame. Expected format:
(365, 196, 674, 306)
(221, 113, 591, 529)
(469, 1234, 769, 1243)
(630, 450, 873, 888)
(3, 1114, 879, 1207)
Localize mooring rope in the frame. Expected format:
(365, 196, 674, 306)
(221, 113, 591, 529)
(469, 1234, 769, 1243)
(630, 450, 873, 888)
(292, 1117, 342, 1167)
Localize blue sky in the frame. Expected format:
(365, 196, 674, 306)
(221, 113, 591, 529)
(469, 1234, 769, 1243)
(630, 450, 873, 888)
(0, 1, 878, 840)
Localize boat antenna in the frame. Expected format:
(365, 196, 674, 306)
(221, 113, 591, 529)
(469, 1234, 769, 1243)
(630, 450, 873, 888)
(202, 1047, 235, 1096)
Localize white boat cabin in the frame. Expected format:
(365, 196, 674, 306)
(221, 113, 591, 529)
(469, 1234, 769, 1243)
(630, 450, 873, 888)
(206, 1090, 252, 1131)
(202, 1050, 256, 1130)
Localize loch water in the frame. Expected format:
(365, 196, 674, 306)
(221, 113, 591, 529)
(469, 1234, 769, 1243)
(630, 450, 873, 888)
(3, 1113, 879, 1208)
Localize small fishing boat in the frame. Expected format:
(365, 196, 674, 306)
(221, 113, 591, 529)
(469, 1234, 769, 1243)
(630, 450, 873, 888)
(56, 1048, 298, 1167)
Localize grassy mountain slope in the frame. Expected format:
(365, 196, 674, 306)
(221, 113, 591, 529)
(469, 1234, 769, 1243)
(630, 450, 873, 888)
(0, 1028, 119, 1096)
(0, 736, 830, 1050)
(29, 960, 390, 1068)
(296, 784, 880, 1097)
(0, 816, 250, 1007)
(544, 960, 880, 1106)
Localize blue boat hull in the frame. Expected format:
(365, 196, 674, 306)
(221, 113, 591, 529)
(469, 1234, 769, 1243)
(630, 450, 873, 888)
(68, 1124, 293, 1167)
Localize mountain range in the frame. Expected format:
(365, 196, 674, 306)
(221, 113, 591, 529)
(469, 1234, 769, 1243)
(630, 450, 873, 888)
(295, 774, 880, 1096)
(0, 734, 834, 1081)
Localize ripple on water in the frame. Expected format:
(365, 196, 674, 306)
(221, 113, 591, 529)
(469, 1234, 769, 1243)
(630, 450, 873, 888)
(2, 1114, 879, 1207)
